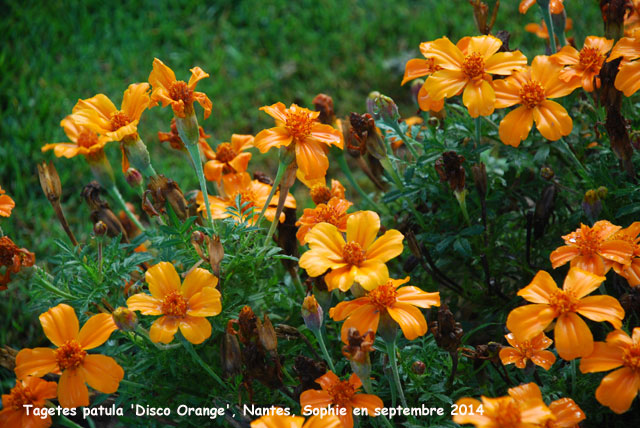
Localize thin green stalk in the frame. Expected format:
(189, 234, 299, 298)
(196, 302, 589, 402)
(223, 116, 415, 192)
(257, 159, 286, 226)
(539, 1, 557, 54)
(335, 150, 385, 213)
(36, 267, 76, 300)
(181, 336, 226, 388)
(57, 415, 85, 428)
(185, 143, 214, 231)
(455, 190, 472, 226)
(314, 329, 336, 372)
(380, 416, 395, 428)
(390, 122, 420, 159)
(107, 185, 145, 232)
(556, 139, 593, 186)
(385, 339, 408, 408)
(474, 117, 481, 145)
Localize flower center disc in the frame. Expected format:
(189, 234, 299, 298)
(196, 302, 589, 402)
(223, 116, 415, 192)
(343, 241, 366, 266)
(77, 129, 100, 148)
(462, 52, 485, 81)
(327, 380, 357, 406)
(8, 384, 36, 410)
(315, 204, 340, 225)
(110, 111, 131, 131)
(548, 290, 578, 316)
(579, 46, 605, 70)
(161, 291, 188, 317)
(55, 340, 87, 370)
(622, 345, 640, 372)
(368, 282, 398, 309)
(310, 185, 332, 205)
(519, 81, 546, 109)
(0, 236, 20, 265)
(285, 110, 313, 141)
(169, 80, 194, 104)
(216, 143, 237, 164)
(493, 398, 522, 428)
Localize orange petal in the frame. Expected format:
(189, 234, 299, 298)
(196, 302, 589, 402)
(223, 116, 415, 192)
(387, 303, 428, 340)
(469, 35, 503, 60)
(484, 51, 527, 75)
(417, 85, 445, 112)
(462, 80, 495, 118)
(570, 254, 606, 276)
(194, 92, 212, 119)
(300, 389, 333, 409)
(58, 368, 89, 408)
(340, 304, 381, 343)
(229, 152, 252, 174)
(563, 267, 605, 298)
(506, 304, 556, 341)
(346, 211, 380, 249)
(354, 260, 389, 291)
(615, 60, 640, 96)
(395, 286, 440, 308)
(179, 316, 212, 344)
(580, 342, 624, 373)
(15, 348, 58, 379)
(296, 140, 329, 180)
(576, 295, 624, 328)
(149, 316, 179, 344)
(122, 83, 151, 122)
(531, 55, 574, 99)
(533, 100, 572, 141)
(548, 398, 585, 426)
(260, 102, 289, 124)
(126, 293, 163, 315)
(188, 66, 209, 90)
(253, 127, 293, 153)
(80, 354, 124, 393)
(325, 265, 357, 292)
(594, 367, 640, 414)
(600, 239, 634, 264)
(452, 397, 491, 426)
(609, 328, 634, 347)
(402, 58, 433, 85)
(351, 393, 384, 414)
(181, 268, 218, 299)
(187, 287, 222, 317)
(423, 37, 465, 69)
(550, 245, 580, 269)
(366, 230, 404, 262)
(231, 134, 254, 152)
(204, 160, 225, 182)
(552, 45, 579, 65)
(424, 70, 468, 100)
(308, 124, 343, 148)
(554, 312, 593, 360)
(39, 304, 79, 347)
(329, 298, 369, 321)
(41, 143, 81, 158)
(531, 350, 556, 370)
(72, 94, 117, 122)
(498, 105, 534, 147)
(77, 313, 118, 350)
(493, 78, 522, 109)
(499, 347, 525, 367)
(149, 58, 176, 92)
(146, 262, 181, 300)
(517, 270, 558, 304)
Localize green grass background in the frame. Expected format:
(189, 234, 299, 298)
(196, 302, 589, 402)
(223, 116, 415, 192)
(0, 0, 601, 343)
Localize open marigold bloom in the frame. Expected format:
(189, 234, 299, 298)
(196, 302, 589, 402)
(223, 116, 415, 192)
(254, 102, 343, 180)
(453, 382, 553, 427)
(546, 397, 586, 428)
(525, 18, 573, 40)
(0, 377, 58, 428)
(580, 328, 640, 414)
(519, 0, 564, 14)
(196, 172, 295, 224)
(1, 236, 35, 290)
(0, 185, 15, 217)
(42, 116, 111, 159)
(549, 220, 633, 276)
(251, 413, 342, 428)
(149, 58, 212, 119)
(401, 44, 445, 112)
(610, 222, 640, 286)
(506, 268, 624, 360)
(299, 210, 404, 291)
(499, 332, 556, 370)
(203, 134, 254, 182)
(423, 35, 527, 118)
(14, 303, 122, 408)
(296, 197, 352, 245)
(493, 55, 575, 147)
(552, 36, 613, 92)
(126, 262, 221, 344)
(330, 277, 440, 342)
(608, 29, 640, 96)
(298, 177, 346, 206)
(299, 371, 383, 428)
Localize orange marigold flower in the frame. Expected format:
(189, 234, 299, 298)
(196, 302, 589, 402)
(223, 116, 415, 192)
(0, 377, 58, 428)
(251, 413, 342, 428)
(329, 277, 440, 342)
(610, 222, 640, 286)
(299, 371, 383, 428)
(608, 29, 640, 96)
(299, 211, 403, 291)
(552, 36, 613, 92)
(549, 220, 634, 276)
(196, 172, 295, 224)
(506, 268, 625, 360)
(493, 55, 575, 147)
(296, 197, 352, 245)
(453, 382, 553, 427)
(423, 35, 527, 118)
(254, 103, 343, 180)
(1, 236, 35, 291)
(499, 332, 556, 370)
(625, 1, 640, 35)
(14, 304, 122, 408)
(519, 0, 564, 14)
(41, 116, 111, 159)
(204, 134, 254, 182)
(299, 177, 346, 206)
(401, 44, 445, 113)
(546, 397, 586, 428)
(149, 58, 212, 119)
(580, 327, 640, 414)
(72, 83, 151, 143)
(126, 262, 221, 344)
(525, 18, 573, 40)
(158, 117, 213, 157)
(0, 185, 15, 218)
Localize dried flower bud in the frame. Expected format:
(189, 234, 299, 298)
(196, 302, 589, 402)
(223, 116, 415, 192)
(125, 168, 143, 188)
(310, 185, 332, 206)
(82, 181, 108, 211)
(221, 328, 242, 378)
(301, 295, 323, 332)
(435, 151, 466, 192)
(342, 328, 375, 365)
(430, 304, 463, 354)
(37, 161, 62, 203)
(312, 93, 336, 125)
(256, 314, 278, 353)
(375, 94, 400, 123)
(147, 175, 189, 220)
(0, 236, 36, 290)
(582, 189, 602, 220)
(412, 360, 426, 375)
(191, 230, 205, 245)
(471, 162, 487, 199)
(345, 112, 386, 160)
(93, 221, 108, 237)
(112, 307, 138, 331)
(207, 234, 224, 277)
(294, 356, 328, 394)
(540, 166, 555, 180)
(253, 171, 273, 185)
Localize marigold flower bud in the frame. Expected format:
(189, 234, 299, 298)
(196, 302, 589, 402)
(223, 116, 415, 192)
(540, 166, 555, 180)
(596, 186, 608, 199)
(125, 168, 143, 188)
(221, 327, 242, 378)
(207, 234, 224, 277)
(37, 161, 62, 203)
(582, 189, 602, 220)
(256, 314, 278, 353)
(147, 175, 189, 220)
(375, 94, 400, 123)
(410, 79, 425, 105)
(191, 230, 205, 245)
(112, 307, 138, 331)
(301, 295, 323, 332)
(93, 221, 108, 237)
(412, 360, 426, 375)
(435, 151, 466, 192)
(366, 91, 381, 119)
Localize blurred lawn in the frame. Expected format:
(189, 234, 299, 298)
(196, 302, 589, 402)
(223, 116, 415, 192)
(0, 0, 602, 346)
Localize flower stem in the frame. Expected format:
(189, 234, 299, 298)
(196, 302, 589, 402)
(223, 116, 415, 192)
(539, 1, 557, 54)
(180, 336, 226, 388)
(185, 142, 215, 231)
(335, 149, 385, 213)
(106, 185, 145, 232)
(455, 190, 471, 226)
(314, 329, 336, 372)
(385, 339, 408, 408)
(390, 122, 420, 159)
(35, 267, 76, 300)
(474, 117, 481, 145)
(257, 159, 286, 226)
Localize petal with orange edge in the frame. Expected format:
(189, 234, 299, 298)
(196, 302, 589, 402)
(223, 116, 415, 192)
(254, 127, 293, 153)
(493, 79, 522, 109)
(340, 304, 381, 343)
(325, 265, 358, 292)
(194, 92, 212, 119)
(395, 286, 440, 308)
(126, 293, 163, 315)
(346, 211, 380, 249)
(58, 368, 89, 408)
(187, 287, 222, 317)
(188, 66, 209, 89)
(181, 268, 218, 299)
(179, 316, 212, 344)
(615, 60, 640, 96)
(424, 69, 468, 100)
(107, 121, 139, 142)
(518, 270, 558, 304)
(531, 350, 556, 370)
(608, 328, 634, 347)
(296, 140, 329, 180)
(77, 313, 118, 350)
(260, 102, 289, 124)
(452, 398, 492, 426)
(204, 160, 225, 182)
(506, 304, 556, 341)
(533, 100, 572, 141)
(354, 260, 389, 291)
(600, 239, 634, 264)
(580, 342, 624, 373)
(595, 367, 640, 414)
(146, 262, 181, 300)
(304, 223, 346, 261)
(122, 83, 151, 122)
(571, 254, 606, 276)
(499, 105, 534, 147)
(468, 35, 503, 60)
(402, 59, 433, 85)
(41, 143, 81, 158)
(577, 295, 624, 328)
(39, 304, 79, 347)
(351, 393, 384, 414)
(72, 94, 117, 121)
(462, 80, 495, 118)
(229, 152, 252, 174)
(554, 312, 594, 360)
(417, 85, 445, 112)
(423, 37, 465, 70)
(563, 267, 605, 298)
(484, 51, 527, 75)
(308, 124, 343, 148)
(550, 245, 579, 269)
(549, 398, 585, 426)
(329, 298, 369, 321)
(388, 303, 428, 340)
(299, 389, 333, 409)
(366, 230, 404, 262)
(552, 45, 580, 65)
(149, 58, 177, 92)
(15, 348, 58, 379)
(149, 316, 179, 344)
(81, 354, 124, 393)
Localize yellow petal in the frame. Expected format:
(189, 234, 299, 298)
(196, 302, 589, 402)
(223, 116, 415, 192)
(462, 80, 495, 118)
(39, 304, 79, 347)
(80, 354, 124, 393)
(498, 105, 534, 147)
(77, 313, 118, 350)
(146, 262, 181, 300)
